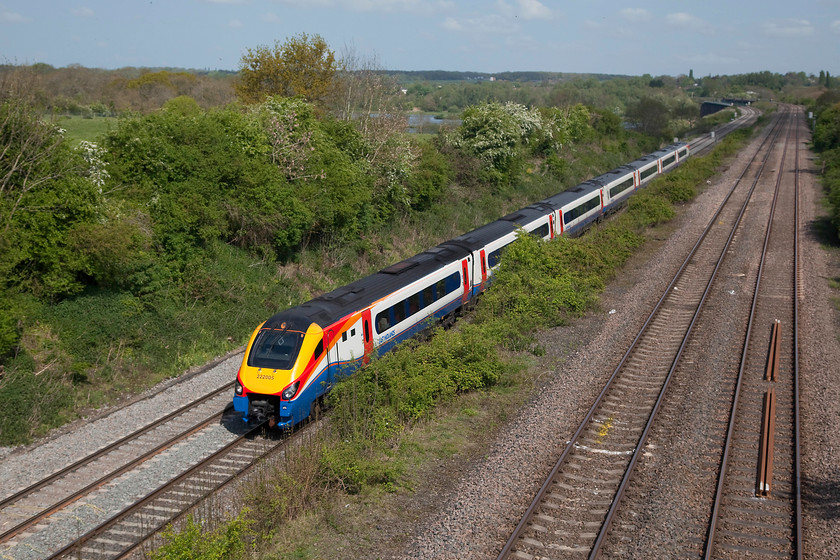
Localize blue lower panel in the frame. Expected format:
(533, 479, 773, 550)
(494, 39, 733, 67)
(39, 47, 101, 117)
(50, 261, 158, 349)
(233, 395, 249, 413)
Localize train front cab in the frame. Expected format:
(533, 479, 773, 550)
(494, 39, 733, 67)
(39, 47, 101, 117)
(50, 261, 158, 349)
(234, 315, 330, 429)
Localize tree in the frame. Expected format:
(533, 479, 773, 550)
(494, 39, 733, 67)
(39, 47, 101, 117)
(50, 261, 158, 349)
(626, 96, 670, 138)
(235, 34, 338, 104)
(329, 45, 415, 209)
(813, 103, 840, 152)
(1, 70, 101, 300)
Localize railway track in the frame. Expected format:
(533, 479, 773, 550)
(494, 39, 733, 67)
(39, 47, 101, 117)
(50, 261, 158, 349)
(497, 106, 801, 559)
(0, 380, 249, 558)
(45, 422, 289, 559)
(702, 107, 802, 559)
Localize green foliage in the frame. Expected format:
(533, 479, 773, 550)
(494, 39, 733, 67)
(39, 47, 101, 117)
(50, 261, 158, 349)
(403, 140, 454, 211)
(813, 101, 840, 240)
(626, 96, 670, 138)
(625, 191, 676, 227)
(1, 94, 103, 302)
(814, 103, 840, 152)
(656, 173, 697, 204)
(150, 514, 252, 560)
(450, 101, 543, 187)
(319, 438, 401, 494)
(321, 323, 503, 492)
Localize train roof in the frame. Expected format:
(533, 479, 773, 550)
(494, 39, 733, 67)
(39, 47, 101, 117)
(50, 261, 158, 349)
(590, 164, 636, 186)
(448, 204, 553, 250)
(650, 142, 688, 158)
(264, 241, 471, 328)
(263, 140, 693, 330)
(540, 181, 602, 210)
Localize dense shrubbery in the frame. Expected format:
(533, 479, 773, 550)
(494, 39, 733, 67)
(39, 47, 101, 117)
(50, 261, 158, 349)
(0, 91, 458, 443)
(442, 101, 597, 190)
(0, 61, 730, 446)
(813, 98, 840, 238)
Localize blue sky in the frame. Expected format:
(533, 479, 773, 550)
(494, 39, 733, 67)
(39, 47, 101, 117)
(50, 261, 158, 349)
(1, 1, 838, 77)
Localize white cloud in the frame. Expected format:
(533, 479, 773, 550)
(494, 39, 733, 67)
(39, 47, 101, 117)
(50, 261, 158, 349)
(229, 19, 243, 28)
(665, 12, 713, 34)
(509, 0, 551, 20)
(441, 13, 519, 35)
(620, 8, 649, 23)
(0, 5, 29, 23)
(442, 16, 462, 31)
(71, 7, 94, 17)
(830, 20, 840, 34)
(762, 19, 814, 37)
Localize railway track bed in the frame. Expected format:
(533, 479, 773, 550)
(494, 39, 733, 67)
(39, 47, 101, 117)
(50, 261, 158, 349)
(0, 357, 251, 559)
(402, 106, 839, 560)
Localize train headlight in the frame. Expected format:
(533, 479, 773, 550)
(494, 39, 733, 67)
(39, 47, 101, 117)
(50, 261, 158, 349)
(235, 381, 244, 395)
(282, 380, 300, 400)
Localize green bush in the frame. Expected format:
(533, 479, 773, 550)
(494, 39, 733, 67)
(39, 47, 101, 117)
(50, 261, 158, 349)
(150, 514, 252, 560)
(405, 141, 454, 210)
(626, 191, 676, 227)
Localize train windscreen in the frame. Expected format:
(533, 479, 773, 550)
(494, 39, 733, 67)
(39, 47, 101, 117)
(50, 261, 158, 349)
(248, 328, 305, 370)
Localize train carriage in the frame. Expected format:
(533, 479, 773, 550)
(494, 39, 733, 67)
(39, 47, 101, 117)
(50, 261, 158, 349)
(233, 141, 690, 428)
(234, 242, 473, 427)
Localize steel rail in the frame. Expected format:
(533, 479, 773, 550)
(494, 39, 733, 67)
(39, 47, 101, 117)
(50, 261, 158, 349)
(496, 107, 785, 560)
(703, 106, 800, 559)
(0, 383, 232, 543)
(793, 113, 803, 560)
(46, 421, 270, 560)
(589, 106, 791, 560)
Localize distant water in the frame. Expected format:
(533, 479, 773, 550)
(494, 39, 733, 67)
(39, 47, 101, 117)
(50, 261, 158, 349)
(407, 114, 461, 134)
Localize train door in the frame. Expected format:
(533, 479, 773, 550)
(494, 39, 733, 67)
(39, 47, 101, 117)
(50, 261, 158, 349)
(361, 309, 373, 365)
(479, 249, 488, 291)
(324, 328, 335, 391)
(461, 258, 471, 304)
(549, 214, 556, 239)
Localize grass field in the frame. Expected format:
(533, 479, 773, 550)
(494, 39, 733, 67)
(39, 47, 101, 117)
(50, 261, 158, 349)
(57, 115, 117, 145)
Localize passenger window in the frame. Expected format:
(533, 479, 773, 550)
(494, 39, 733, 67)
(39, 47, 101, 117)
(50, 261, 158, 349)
(394, 301, 407, 324)
(409, 293, 420, 315)
(376, 311, 391, 333)
(423, 286, 434, 307)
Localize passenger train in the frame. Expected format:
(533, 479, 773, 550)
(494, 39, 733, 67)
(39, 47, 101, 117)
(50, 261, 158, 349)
(233, 141, 690, 428)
